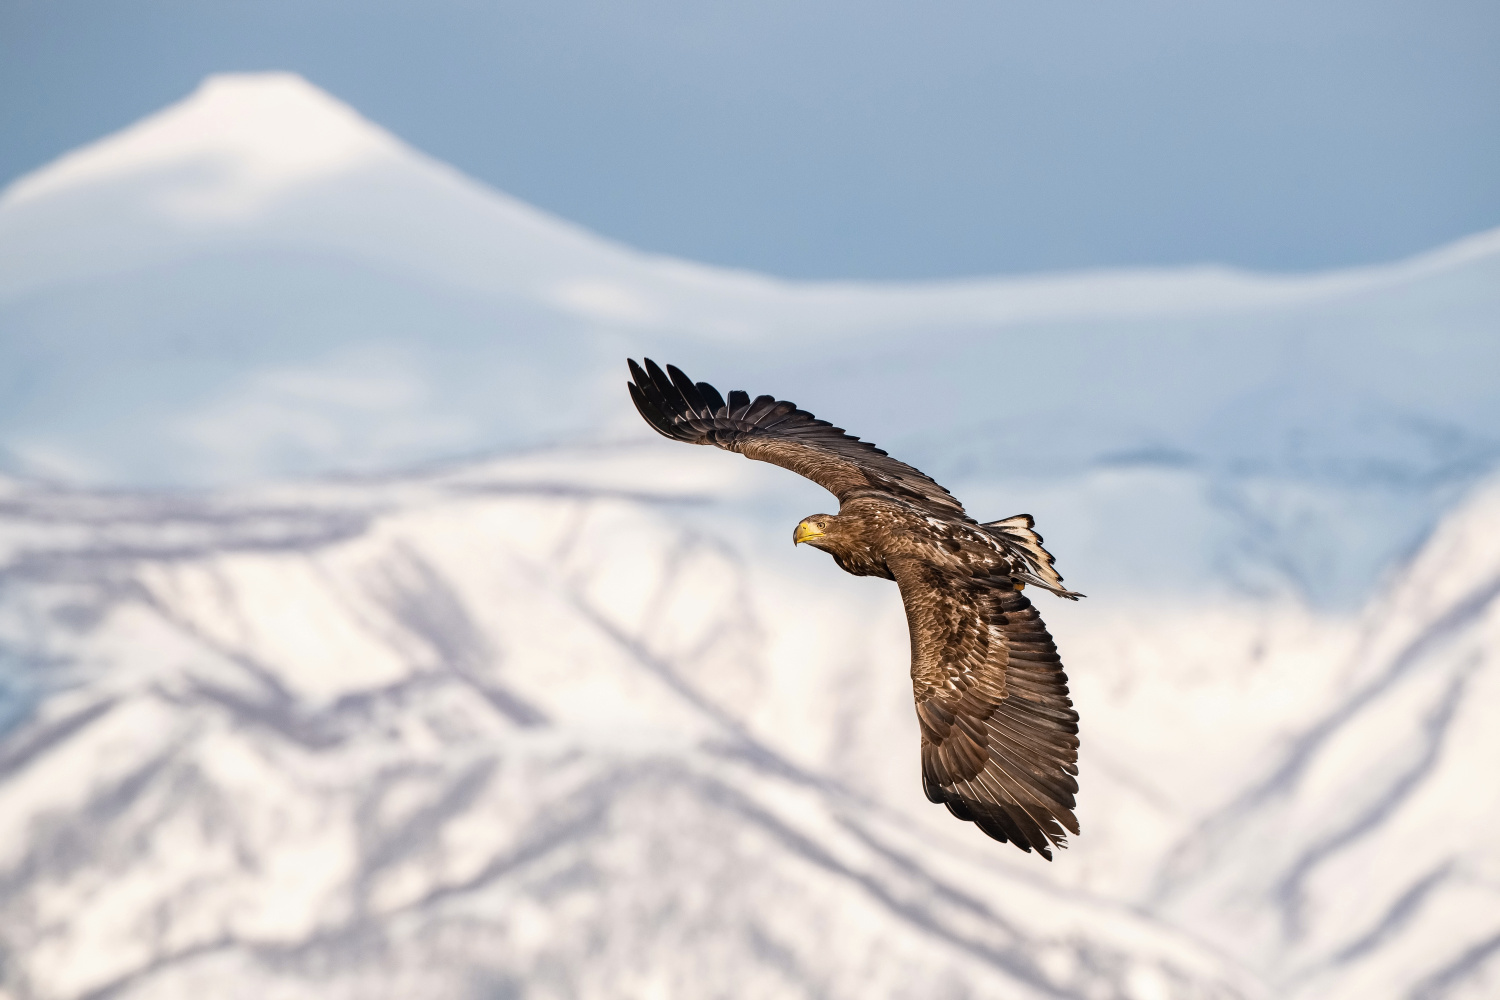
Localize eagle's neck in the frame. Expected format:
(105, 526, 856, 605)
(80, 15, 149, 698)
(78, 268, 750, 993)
(828, 545, 894, 580)
(814, 504, 897, 580)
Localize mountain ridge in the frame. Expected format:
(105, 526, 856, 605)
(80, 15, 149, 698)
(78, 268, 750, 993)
(7, 73, 1500, 303)
(1, 72, 1497, 537)
(1, 446, 1497, 998)
(0, 449, 1275, 1000)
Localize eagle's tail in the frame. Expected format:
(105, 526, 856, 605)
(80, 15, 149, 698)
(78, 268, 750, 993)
(982, 514, 1084, 600)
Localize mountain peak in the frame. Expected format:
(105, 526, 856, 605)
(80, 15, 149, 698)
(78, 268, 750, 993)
(1, 72, 403, 212)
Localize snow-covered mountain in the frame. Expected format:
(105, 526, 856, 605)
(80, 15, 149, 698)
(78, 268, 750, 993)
(0, 452, 1261, 1000)
(0, 72, 1498, 1000)
(1153, 478, 1500, 1000)
(3, 74, 1498, 502)
(3, 73, 1497, 609)
(0, 448, 1495, 999)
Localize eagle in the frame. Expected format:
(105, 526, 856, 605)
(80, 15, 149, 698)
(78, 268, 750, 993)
(627, 359, 1083, 859)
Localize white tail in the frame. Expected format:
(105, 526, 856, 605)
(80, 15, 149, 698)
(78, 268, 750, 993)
(982, 514, 1084, 600)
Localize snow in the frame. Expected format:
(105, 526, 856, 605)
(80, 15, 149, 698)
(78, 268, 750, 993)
(0, 456, 1272, 999)
(0, 450, 1497, 998)
(2, 74, 401, 219)
(0, 71, 1497, 1000)
(2, 73, 1497, 505)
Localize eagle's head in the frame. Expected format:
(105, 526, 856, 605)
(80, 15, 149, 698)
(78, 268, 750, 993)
(792, 514, 839, 550)
(793, 513, 892, 579)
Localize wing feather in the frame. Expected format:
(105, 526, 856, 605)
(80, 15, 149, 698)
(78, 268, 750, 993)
(894, 562, 1080, 859)
(627, 358, 966, 517)
(695, 381, 726, 411)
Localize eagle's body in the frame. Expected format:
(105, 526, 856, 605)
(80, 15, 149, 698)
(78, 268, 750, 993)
(628, 359, 1083, 859)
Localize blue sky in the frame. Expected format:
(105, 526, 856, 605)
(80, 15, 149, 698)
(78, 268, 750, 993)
(2, 0, 1497, 279)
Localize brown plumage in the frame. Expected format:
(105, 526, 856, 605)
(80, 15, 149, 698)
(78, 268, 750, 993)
(628, 359, 1083, 859)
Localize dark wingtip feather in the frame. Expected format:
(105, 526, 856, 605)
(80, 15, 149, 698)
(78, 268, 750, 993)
(666, 364, 710, 415)
(642, 358, 677, 402)
(696, 381, 726, 413)
(745, 394, 779, 421)
(628, 382, 680, 440)
(631, 359, 678, 416)
(627, 380, 657, 425)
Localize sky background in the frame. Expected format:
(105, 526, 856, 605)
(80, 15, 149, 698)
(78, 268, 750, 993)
(3, 0, 1498, 280)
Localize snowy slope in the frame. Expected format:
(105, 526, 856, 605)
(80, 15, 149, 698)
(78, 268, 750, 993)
(1152, 480, 1500, 1000)
(0, 452, 1267, 1000)
(0, 448, 1496, 999)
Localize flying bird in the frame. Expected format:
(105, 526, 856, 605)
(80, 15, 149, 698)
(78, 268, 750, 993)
(627, 359, 1083, 859)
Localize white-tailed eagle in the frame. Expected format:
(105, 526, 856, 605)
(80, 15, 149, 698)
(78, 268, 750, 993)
(628, 359, 1083, 859)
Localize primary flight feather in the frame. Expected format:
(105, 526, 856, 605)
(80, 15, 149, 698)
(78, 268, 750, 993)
(627, 358, 1083, 859)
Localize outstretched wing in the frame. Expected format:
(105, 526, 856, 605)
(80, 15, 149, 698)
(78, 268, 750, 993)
(893, 558, 1080, 858)
(628, 358, 965, 518)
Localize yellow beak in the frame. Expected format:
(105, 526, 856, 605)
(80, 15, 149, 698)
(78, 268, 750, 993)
(793, 521, 825, 545)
